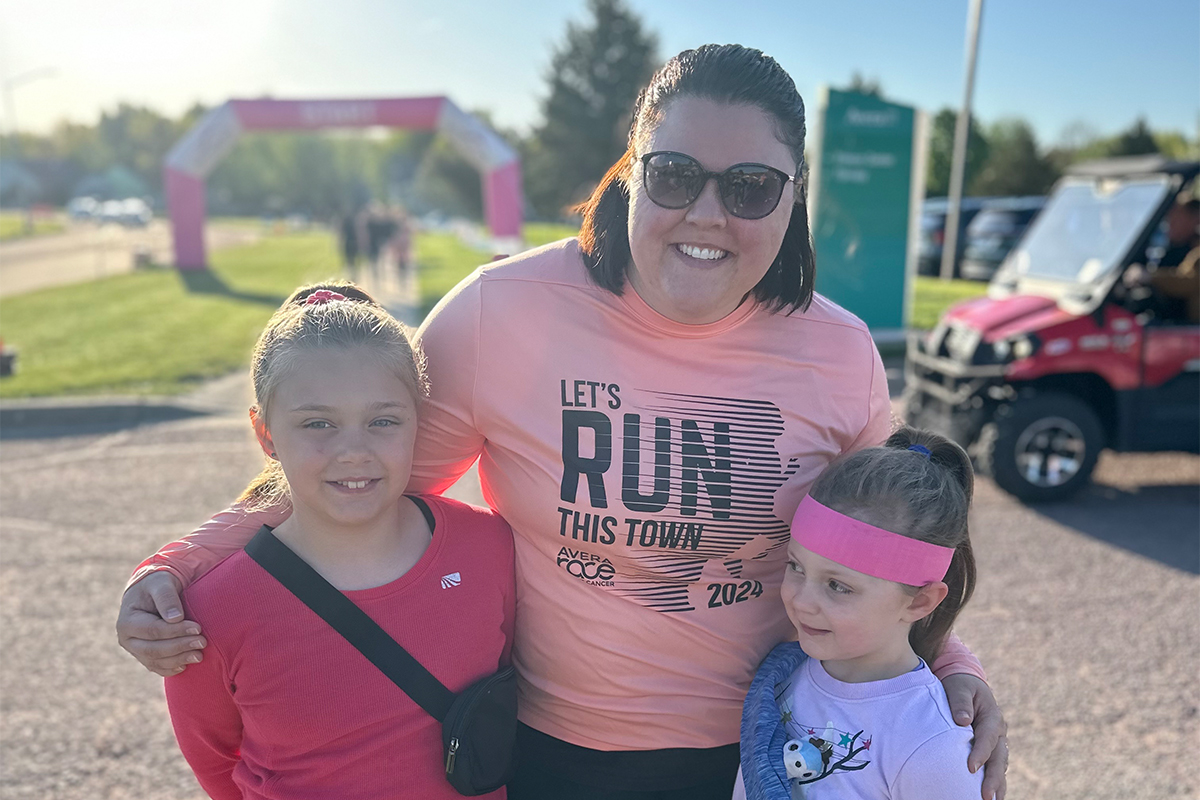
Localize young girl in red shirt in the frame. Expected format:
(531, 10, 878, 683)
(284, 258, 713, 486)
(164, 283, 515, 799)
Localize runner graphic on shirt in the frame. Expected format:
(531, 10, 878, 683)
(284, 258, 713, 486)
(557, 385, 800, 612)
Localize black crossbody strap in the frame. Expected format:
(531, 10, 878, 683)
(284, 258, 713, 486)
(244, 524, 456, 721)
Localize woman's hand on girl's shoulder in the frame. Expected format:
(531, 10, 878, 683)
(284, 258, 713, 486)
(942, 673, 1008, 800)
(116, 571, 207, 677)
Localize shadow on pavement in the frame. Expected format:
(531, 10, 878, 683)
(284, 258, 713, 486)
(178, 269, 287, 307)
(1031, 483, 1200, 574)
(0, 404, 208, 440)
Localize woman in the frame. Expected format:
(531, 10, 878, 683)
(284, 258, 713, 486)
(118, 44, 1008, 799)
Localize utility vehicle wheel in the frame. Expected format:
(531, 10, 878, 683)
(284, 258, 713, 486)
(979, 392, 1105, 503)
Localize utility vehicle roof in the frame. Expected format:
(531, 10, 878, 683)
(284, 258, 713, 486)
(1066, 155, 1199, 181)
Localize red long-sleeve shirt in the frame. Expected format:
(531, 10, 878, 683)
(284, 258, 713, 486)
(164, 495, 514, 800)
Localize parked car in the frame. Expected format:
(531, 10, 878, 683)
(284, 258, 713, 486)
(98, 198, 152, 227)
(117, 198, 152, 226)
(959, 196, 1046, 282)
(98, 200, 124, 224)
(905, 156, 1199, 502)
(917, 197, 988, 277)
(67, 196, 99, 220)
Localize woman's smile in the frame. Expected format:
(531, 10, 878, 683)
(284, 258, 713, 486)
(673, 243, 731, 263)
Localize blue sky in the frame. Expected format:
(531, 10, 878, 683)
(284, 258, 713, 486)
(2, 0, 1196, 146)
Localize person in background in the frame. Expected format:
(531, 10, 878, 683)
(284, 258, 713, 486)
(117, 44, 1009, 800)
(338, 209, 361, 276)
(1149, 196, 1199, 323)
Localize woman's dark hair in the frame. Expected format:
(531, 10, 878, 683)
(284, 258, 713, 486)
(808, 427, 977, 664)
(577, 43, 816, 314)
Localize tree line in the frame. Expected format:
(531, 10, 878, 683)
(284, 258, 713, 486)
(2, 0, 1195, 220)
(925, 112, 1196, 198)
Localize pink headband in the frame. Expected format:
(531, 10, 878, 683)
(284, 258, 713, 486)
(790, 495, 954, 585)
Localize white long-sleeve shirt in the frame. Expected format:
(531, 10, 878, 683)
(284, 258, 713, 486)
(733, 657, 983, 799)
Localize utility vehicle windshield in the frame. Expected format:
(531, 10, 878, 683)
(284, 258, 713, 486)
(1003, 176, 1172, 284)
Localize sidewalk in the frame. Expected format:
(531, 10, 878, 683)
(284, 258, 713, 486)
(345, 251, 421, 326)
(0, 371, 251, 437)
(0, 221, 263, 299)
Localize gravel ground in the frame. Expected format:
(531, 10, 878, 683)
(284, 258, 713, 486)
(1, 384, 1196, 799)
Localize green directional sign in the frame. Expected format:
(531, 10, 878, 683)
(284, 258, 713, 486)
(810, 88, 923, 337)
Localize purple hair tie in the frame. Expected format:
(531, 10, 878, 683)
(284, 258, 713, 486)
(908, 444, 932, 458)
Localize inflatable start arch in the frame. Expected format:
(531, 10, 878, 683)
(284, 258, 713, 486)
(164, 97, 522, 269)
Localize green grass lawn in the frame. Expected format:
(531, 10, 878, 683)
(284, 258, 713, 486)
(522, 222, 579, 248)
(413, 223, 581, 317)
(0, 212, 66, 241)
(413, 232, 492, 319)
(0, 232, 341, 398)
(0, 221, 987, 399)
(910, 276, 988, 330)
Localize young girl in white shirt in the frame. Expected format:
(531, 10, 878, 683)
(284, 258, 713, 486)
(735, 427, 986, 800)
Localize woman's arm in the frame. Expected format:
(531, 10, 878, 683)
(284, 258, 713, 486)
(498, 517, 517, 666)
(846, 341, 895, 453)
(407, 267, 488, 494)
(930, 633, 986, 682)
(117, 503, 287, 675)
(128, 504, 288, 589)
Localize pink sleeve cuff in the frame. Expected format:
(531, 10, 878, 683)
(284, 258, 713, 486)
(930, 633, 988, 683)
(126, 503, 288, 592)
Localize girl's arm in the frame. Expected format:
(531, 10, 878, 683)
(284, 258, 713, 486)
(893, 729, 984, 800)
(163, 632, 243, 800)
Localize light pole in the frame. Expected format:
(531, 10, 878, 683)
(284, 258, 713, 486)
(940, 0, 984, 281)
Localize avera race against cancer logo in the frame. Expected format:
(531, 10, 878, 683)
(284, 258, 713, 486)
(556, 383, 799, 611)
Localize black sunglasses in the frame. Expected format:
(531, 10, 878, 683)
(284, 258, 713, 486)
(640, 151, 796, 220)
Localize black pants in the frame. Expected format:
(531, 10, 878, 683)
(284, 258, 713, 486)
(507, 724, 740, 800)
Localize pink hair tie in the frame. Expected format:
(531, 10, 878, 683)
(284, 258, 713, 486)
(791, 495, 954, 585)
(305, 289, 347, 305)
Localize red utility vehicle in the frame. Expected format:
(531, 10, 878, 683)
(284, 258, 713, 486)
(905, 156, 1199, 502)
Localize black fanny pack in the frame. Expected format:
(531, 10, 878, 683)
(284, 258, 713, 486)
(245, 520, 517, 796)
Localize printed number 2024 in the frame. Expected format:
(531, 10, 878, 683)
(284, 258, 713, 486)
(707, 581, 764, 608)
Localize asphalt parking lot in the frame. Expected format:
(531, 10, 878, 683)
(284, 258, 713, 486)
(1, 377, 1196, 799)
